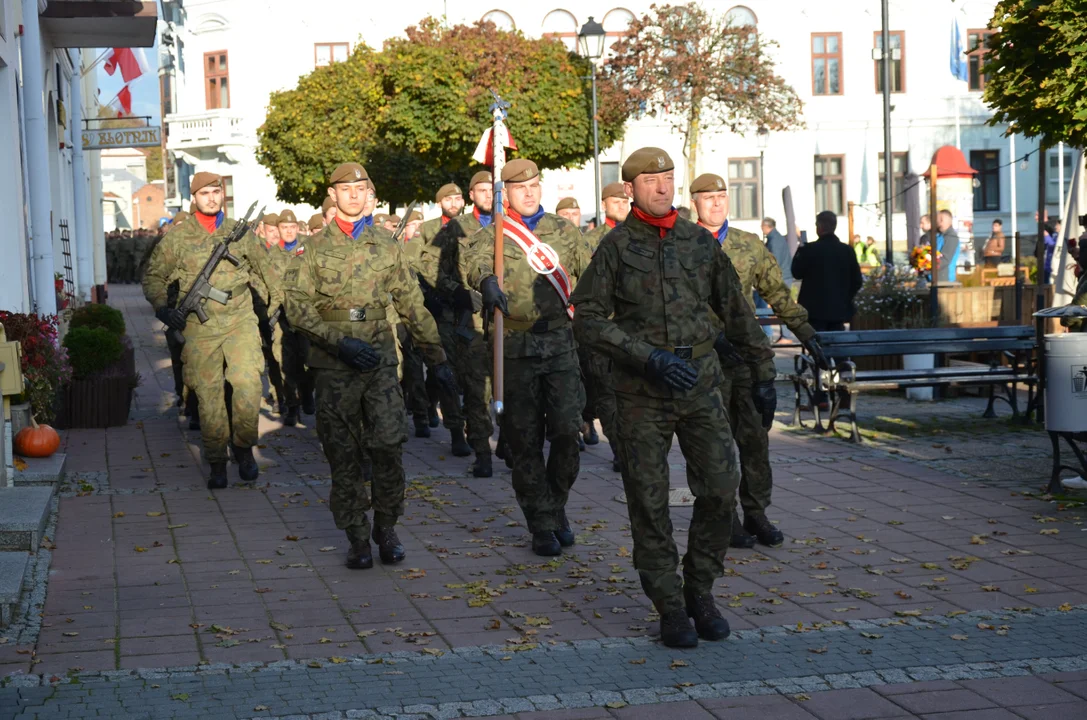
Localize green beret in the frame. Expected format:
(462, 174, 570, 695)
(436, 183, 463, 202)
(690, 173, 728, 194)
(502, 159, 539, 184)
(621, 147, 675, 182)
(329, 162, 369, 185)
(556, 197, 580, 211)
(469, 170, 493, 189)
(602, 182, 629, 200)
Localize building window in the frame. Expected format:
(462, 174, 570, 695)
(814, 155, 845, 215)
(542, 10, 578, 51)
(878, 152, 908, 213)
(967, 29, 995, 91)
(315, 42, 349, 67)
(811, 33, 842, 95)
(221, 175, 235, 217)
(724, 6, 757, 26)
(728, 157, 761, 220)
(874, 31, 904, 93)
(970, 150, 1000, 212)
(601, 161, 619, 189)
(204, 50, 229, 109)
(602, 8, 635, 55)
(481, 10, 515, 31)
(1047, 149, 1074, 205)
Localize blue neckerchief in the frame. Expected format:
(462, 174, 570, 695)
(715, 221, 729, 245)
(283, 238, 299, 252)
(214, 210, 224, 230)
(350, 217, 369, 239)
(477, 212, 493, 228)
(362, 215, 374, 228)
(522, 206, 546, 232)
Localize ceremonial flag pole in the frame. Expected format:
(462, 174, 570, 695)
(488, 90, 511, 415)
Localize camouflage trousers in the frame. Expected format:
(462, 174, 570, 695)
(718, 365, 772, 516)
(258, 316, 286, 406)
(167, 329, 199, 418)
(615, 387, 741, 613)
(314, 366, 407, 538)
(443, 323, 493, 453)
(274, 325, 313, 409)
(578, 346, 617, 443)
(502, 348, 584, 533)
(399, 323, 431, 420)
(181, 324, 262, 464)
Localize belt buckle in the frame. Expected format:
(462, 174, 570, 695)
(674, 345, 693, 360)
(348, 308, 366, 322)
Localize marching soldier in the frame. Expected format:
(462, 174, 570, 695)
(285, 162, 458, 570)
(555, 197, 583, 228)
(117, 230, 136, 283)
(321, 196, 336, 226)
(583, 182, 631, 251)
(418, 171, 497, 476)
(274, 210, 315, 424)
(253, 213, 289, 415)
(461, 159, 591, 555)
(307, 213, 324, 234)
(143, 171, 267, 489)
(691, 173, 828, 549)
(570, 148, 776, 648)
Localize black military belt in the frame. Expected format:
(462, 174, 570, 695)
(320, 307, 385, 322)
(504, 317, 570, 333)
(664, 337, 715, 360)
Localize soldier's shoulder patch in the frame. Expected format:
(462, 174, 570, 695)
(320, 249, 347, 260)
(283, 268, 299, 285)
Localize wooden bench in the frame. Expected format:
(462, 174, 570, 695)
(756, 307, 802, 349)
(790, 326, 1038, 442)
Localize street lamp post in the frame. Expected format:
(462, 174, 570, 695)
(578, 17, 606, 225)
(757, 127, 769, 221)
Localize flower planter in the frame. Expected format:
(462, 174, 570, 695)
(8, 402, 32, 438)
(52, 346, 135, 429)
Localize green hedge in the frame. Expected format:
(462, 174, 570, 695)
(63, 327, 123, 379)
(69, 304, 125, 336)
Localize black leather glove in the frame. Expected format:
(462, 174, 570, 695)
(751, 380, 777, 429)
(480, 275, 509, 317)
(646, 349, 698, 392)
(156, 306, 188, 332)
(337, 337, 380, 372)
(713, 331, 744, 365)
(432, 363, 459, 396)
(803, 334, 830, 371)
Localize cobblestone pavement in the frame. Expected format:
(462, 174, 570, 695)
(2, 285, 1086, 719)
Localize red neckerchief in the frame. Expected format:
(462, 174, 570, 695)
(631, 206, 678, 238)
(334, 216, 355, 236)
(441, 215, 452, 226)
(605, 217, 617, 229)
(473, 206, 483, 223)
(194, 211, 218, 234)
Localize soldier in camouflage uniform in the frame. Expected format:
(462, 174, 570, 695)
(272, 210, 315, 425)
(570, 148, 776, 648)
(285, 162, 457, 570)
(133, 230, 155, 283)
(691, 173, 828, 550)
(461, 159, 591, 555)
(117, 230, 136, 283)
(143, 172, 268, 489)
(105, 231, 119, 283)
(579, 182, 631, 470)
(418, 173, 497, 474)
(555, 197, 583, 228)
(251, 213, 288, 415)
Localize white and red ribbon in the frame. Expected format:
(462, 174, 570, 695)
(502, 216, 575, 319)
(473, 125, 518, 166)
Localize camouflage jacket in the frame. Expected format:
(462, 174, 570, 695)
(721, 226, 815, 343)
(418, 213, 485, 325)
(248, 237, 305, 319)
(583, 220, 619, 253)
(142, 215, 267, 336)
(461, 213, 591, 359)
(570, 213, 776, 398)
(284, 221, 446, 371)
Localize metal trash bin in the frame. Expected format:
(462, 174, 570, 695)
(1045, 333, 1087, 432)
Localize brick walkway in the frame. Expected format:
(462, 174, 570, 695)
(2, 284, 1086, 719)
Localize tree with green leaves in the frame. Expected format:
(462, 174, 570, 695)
(603, 3, 803, 199)
(983, 0, 1087, 148)
(257, 18, 629, 207)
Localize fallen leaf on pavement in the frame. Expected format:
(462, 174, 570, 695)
(1059, 603, 1073, 612)
(1040, 529, 1060, 535)
(133, 546, 147, 553)
(951, 634, 968, 641)
(981, 585, 1000, 592)
(319, 546, 337, 552)
(606, 701, 627, 709)
(670, 659, 689, 669)
(970, 535, 987, 545)
(329, 657, 347, 664)
(112, 512, 125, 518)
(629, 658, 646, 665)
(860, 632, 883, 639)
(895, 610, 923, 617)
(422, 648, 443, 656)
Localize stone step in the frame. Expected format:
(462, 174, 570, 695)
(14, 452, 67, 486)
(0, 486, 54, 551)
(0, 551, 29, 627)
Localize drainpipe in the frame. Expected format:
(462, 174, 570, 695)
(69, 50, 93, 301)
(21, 0, 57, 314)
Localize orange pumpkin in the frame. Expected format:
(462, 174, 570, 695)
(15, 418, 60, 458)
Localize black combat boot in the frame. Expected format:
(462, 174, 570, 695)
(277, 398, 287, 416)
(578, 433, 586, 451)
(554, 511, 575, 548)
(372, 526, 406, 564)
(684, 588, 731, 641)
(583, 423, 599, 445)
(450, 428, 472, 457)
(413, 417, 431, 438)
(232, 444, 260, 482)
(730, 511, 756, 549)
(283, 406, 299, 427)
(208, 462, 228, 490)
(531, 531, 561, 557)
(743, 513, 784, 549)
(611, 444, 621, 473)
(472, 451, 493, 478)
(659, 607, 699, 648)
(301, 391, 316, 416)
(428, 403, 440, 428)
(346, 541, 374, 570)
(189, 415, 201, 431)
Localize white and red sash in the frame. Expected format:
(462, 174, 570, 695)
(502, 216, 575, 319)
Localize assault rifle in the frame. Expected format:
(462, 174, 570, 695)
(169, 200, 263, 345)
(391, 201, 418, 243)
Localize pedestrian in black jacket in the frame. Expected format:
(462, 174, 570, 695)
(791, 211, 864, 333)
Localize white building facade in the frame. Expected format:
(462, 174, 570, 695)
(0, 0, 156, 314)
(161, 0, 1083, 262)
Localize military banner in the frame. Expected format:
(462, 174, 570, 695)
(82, 126, 162, 150)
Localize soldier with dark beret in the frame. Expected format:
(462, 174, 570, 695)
(691, 172, 828, 550)
(583, 182, 631, 252)
(460, 158, 592, 556)
(286, 161, 458, 570)
(571, 148, 775, 648)
(555, 197, 583, 228)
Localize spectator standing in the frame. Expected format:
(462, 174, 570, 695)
(935, 210, 961, 283)
(761, 217, 794, 287)
(1043, 220, 1060, 284)
(982, 219, 1006, 268)
(792, 212, 863, 333)
(854, 235, 881, 267)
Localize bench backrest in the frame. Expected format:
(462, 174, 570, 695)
(818, 326, 1035, 358)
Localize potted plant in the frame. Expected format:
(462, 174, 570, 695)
(0, 312, 72, 431)
(54, 305, 138, 428)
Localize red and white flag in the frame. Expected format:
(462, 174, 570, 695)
(107, 85, 133, 117)
(473, 124, 517, 166)
(103, 47, 148, 84)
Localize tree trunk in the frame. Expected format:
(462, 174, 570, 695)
(685, 104, 701, 209)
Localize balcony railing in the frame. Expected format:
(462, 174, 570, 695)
(166, 110, 249, 149)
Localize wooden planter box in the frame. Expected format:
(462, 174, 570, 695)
(53, 346, 135, 429)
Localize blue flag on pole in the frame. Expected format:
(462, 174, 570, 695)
(950, 17, 969, 81)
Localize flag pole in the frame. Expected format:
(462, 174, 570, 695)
(489, 90, 510, 416)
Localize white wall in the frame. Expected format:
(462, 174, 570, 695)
(0, 0, 30, 312)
